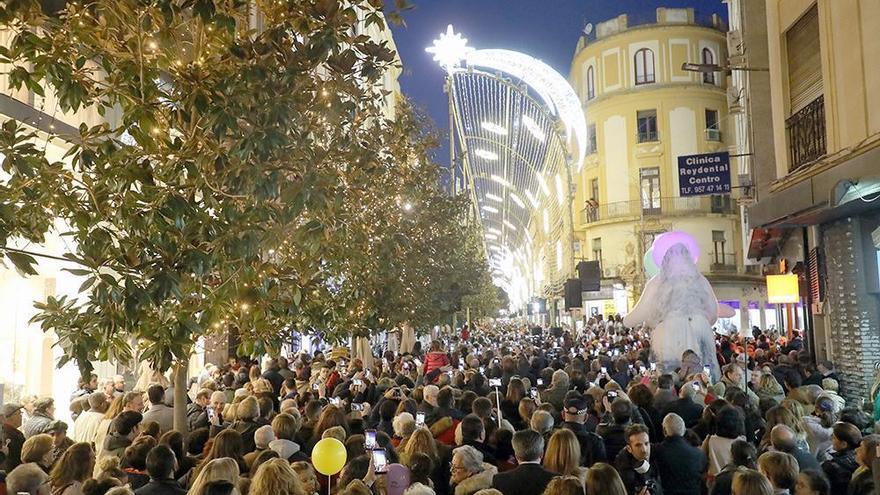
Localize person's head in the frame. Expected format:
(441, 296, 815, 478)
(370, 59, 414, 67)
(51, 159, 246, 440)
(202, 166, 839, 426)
(34, 398, 55, 418)
(123, 436, 156, 471)
(190, 458, 240, 495)
(831, 421, 862, 452)
(236, 396, 260, 421)
(272, 412, 301, 442)
(795, 470, 830, 495)
(406, 451, 434, 486)
(715, 405, 745, 439)
(770, 424, 798, 452)
(50, 442, 95, 487)
(22, 433, 56, 467)
(732, 468, 773, 495)
(146, 385, 166, 407)
(114, 375, 126, 392)
(7, 461, 51, 495)
(731, 439, 758, 469)
(146, 445, 177, 480)
(123, 391, 144, 413)
(392, 412, 416, 439)
(292, 462, 318, 495)
(111, 410, 143, 438)
(511, 428, 544, 463)
(208, 428, 244, 461)
(543, 428, 580, 476)
(723, 363, 743, 384)
(758, 451, 798, 491)
(249, 450, 280, 478)
(81, 477, 121, 495)
(88, 391, 109, 414)
(460, 414, 485, 443)
(250, 458, 304, 495)
(586, 463, 627, 495)
(610, 399, 634, 425)
(530, 410, 554, 435)
(856, 434, 880, 469)
(405, 428, 439, 462)
(451, 445, 484, 485)
(562, 395, 589, 424)
(423, 385, 440, 407)
(541, 476, 583, 495)
(2, 403, 23, 428)
(657, 374, 674, 390)
(195, 389, 212, 407)
(661, 413, 685, 439)
(624, 424, 650, 462)
(210, 391, 227, 412)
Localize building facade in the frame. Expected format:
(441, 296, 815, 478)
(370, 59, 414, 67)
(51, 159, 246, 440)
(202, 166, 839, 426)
(747, 0, 880, 399)
(568, 8, 765, 330)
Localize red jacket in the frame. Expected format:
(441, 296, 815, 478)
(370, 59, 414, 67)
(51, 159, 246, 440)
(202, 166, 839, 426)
(424, 352, 450, 376)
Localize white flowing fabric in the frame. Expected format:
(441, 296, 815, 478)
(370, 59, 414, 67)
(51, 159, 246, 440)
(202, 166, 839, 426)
(400, 323, 416, 354)
(624, 243, 721, 379)
(386, 328, 400, 354)
(354, 336, 374, 369)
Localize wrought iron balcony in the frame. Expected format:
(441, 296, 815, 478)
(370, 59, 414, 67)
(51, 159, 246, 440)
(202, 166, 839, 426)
(581, 196, 736, 225)
(786, 95, 826, 172)
(637, 130, 659, 143)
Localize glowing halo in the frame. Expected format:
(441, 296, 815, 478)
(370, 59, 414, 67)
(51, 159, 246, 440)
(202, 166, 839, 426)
(651, 231, 700, 266)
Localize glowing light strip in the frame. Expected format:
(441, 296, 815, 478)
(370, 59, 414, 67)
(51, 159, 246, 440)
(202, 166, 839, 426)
(474, 149, 498, 160)
(485, 233, 498, 240)
(521, 114, 546, 142)
(555, 173, 565, 205)
(481, 121, 508, 135)
(509, 193, 526, 209)
(536, 174, 550, 196)
(490, 174, 510, 187)
(503, 220, 517, 231)
(485, 193, 503, 202)
(488, 227, 502, 235)
(482, 205, 499, 213)
(524, 190, 540, 208)
(543, 209, 550, 234)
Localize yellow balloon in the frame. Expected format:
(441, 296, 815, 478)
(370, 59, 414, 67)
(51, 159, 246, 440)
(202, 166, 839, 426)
(312, 437, 347, 475)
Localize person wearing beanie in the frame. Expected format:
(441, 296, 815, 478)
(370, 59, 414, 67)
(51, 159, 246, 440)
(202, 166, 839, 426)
(73, 392, 109, 445)
(47, 420, 75, 460)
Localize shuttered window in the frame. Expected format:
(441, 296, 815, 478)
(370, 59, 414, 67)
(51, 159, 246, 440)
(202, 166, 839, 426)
(786, 6, 823, 113)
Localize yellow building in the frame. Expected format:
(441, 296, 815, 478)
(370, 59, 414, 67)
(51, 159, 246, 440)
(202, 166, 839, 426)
(747, 0, 880, 399)
(568, 8, 764, 327)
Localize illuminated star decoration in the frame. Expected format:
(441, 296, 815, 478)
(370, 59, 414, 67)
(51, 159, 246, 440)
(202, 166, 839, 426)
(425, 24, 473, 72)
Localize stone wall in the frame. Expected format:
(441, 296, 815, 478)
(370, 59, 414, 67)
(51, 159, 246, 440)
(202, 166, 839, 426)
(822, 216, 880, 401)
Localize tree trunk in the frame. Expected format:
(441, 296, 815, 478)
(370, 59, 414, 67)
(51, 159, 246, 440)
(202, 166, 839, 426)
(173, 359, 188, 434)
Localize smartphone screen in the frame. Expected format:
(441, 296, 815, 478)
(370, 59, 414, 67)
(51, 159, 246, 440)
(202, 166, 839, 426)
(312, 383, 320, 390)
(530, 387, 538, 398)
(489, 378, 502, 387)
(352, 403, 363, 412)
(479, 366, 485, 374)
(601, 367, 607, 374)
(650, 363, 657, 371)
(416, 412, 426, 427)
(537, 378, 544, 386)
(372, 449, 388, 474)
(353, 378, 363, 386)
(365, 429, 378, 450)
(703, 365, 711, 376)
(206, 406, 216, 421)
(692, 382, 701, 391)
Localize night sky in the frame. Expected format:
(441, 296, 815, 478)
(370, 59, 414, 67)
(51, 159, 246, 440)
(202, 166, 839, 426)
(389, 0, 728, 171)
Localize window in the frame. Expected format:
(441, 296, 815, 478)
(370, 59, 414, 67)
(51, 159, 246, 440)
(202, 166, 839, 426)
(590, 178, 599, 202)
(586, 178, 599, 222)
(637, 110, 658, 142)
(701, 48, 715, 84)
(640, 168, 661, 214)
(711, 194, 732, 213)
(592, 237, 602, 270)
(713, 230, 727, 264)
(586, 65, 596, 100)
(634, 48, 655, 85)
(785, 5, 825, 171)
(705, 109, 721, 141)
(587, 123, 597, 153)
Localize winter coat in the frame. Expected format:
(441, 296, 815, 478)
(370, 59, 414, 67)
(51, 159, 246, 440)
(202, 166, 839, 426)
(822, 448, 859, 495)
(424, 352, 450, 377)
(454, 463, 498, 495)
(23, 412, 53, 438)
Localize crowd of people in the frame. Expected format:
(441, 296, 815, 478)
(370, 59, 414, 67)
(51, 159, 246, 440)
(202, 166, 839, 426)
(0, 317, 877, 495)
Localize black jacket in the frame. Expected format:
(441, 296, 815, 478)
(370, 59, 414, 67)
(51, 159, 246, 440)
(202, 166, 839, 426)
(492, 463, 557, 495)
(597, 422, 629, 462)
(661, 398, 704, 429)
(463, 440, 497, 465)
(822, 448, 859, 495)
(186, 403, 208, 432)
(653, 436, 706, 495)
(561, 421, 606, 467)
(780, 446, 820, 472)
(615, 449, 664, 495)
(848, 467, 874, 495)
(134, 478, 187, 495)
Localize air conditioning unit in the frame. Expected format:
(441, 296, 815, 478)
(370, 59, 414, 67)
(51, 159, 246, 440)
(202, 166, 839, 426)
(706, 129, 722, 141)
(603, 267, 618, 278)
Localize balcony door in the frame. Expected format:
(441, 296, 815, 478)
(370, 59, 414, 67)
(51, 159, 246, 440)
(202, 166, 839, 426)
(640, 167, 661, 215)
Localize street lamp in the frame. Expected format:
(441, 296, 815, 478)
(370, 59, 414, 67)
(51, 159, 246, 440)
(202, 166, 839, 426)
(681, 62, 769, 73)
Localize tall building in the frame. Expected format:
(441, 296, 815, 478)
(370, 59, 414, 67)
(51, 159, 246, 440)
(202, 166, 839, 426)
(568, 8, 764, 328)
(747, 0, 880, 399)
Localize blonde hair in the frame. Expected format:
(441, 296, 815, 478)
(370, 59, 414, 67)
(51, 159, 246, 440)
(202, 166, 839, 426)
(104, 395, 126, 420)
(250, 458, 304, 495)
(292, 461, 318, 494)
(542, 476, 583, 495)
(404, 428, 438, 464)
(586, 463, 626, 495)
(543, 429, 581, 477)
(732, 468, 773, 495)
(189, 458, 240, 495)
(322, 426, 347, 443)
(21, 434, 54, 464)
(236, 396, 260, 421)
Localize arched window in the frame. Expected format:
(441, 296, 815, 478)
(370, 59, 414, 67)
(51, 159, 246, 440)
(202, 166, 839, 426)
(634, 48, 655, 85)
(586, 66, 595, 100)
(702, 48, 715, 84)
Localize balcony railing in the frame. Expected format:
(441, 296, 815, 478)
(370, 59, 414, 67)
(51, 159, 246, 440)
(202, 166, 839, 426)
(710, 253, 738, 273)
(637, 130, 659, 143)
(582, 196, 736, 225)
(705, 128, 722, 141)
(786, 95, 826, 172)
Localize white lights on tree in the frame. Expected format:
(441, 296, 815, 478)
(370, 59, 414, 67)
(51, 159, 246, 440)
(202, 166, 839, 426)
(556, 240, 563, 270)
(403, 202, 413, 211)
(543, 209, 550, 234)
(474, 149, 498, 160)
(509, 192, 526, 209)
(487, 227, 502, 235)
(524, 189, 540, 208)
(490, 174, 510, 187)
(481, 121, 509, 136)
(503, 219, 517, 231)
(555, 173, 565, 205)
(485, 193, 503, 202)
(521, 114, 546, 142)
(536, 174, 550, 196)
(482, 205, 499, 214)
(425, 25, 473, 72)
